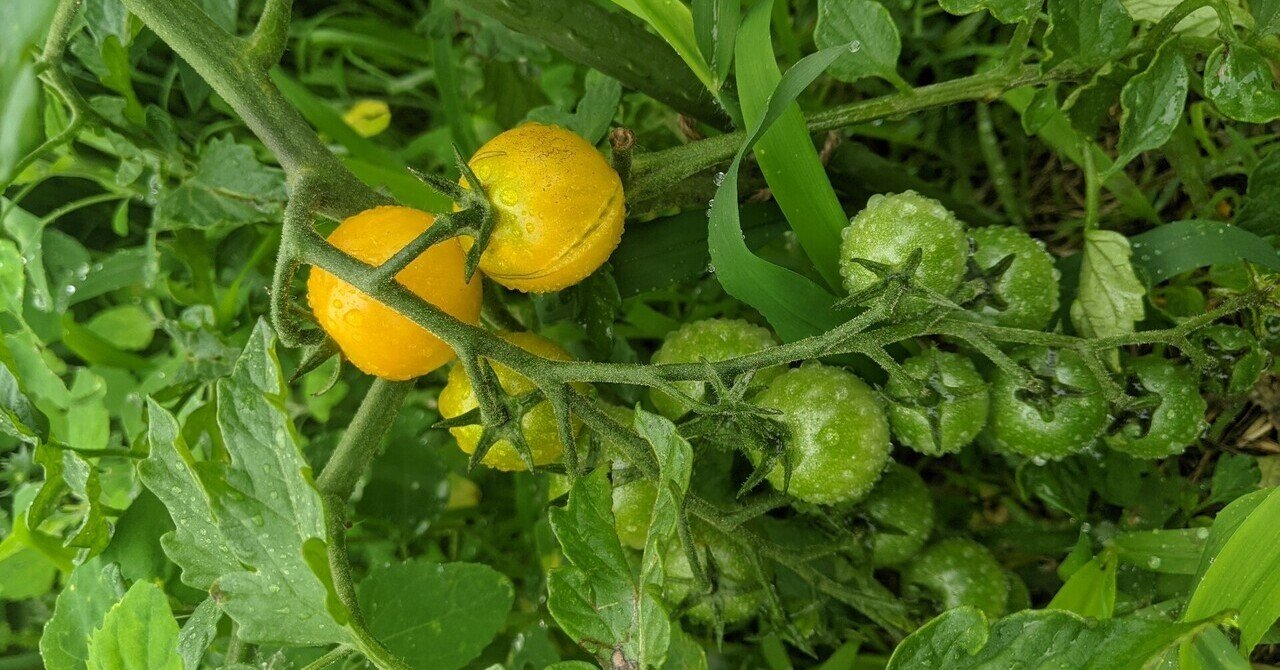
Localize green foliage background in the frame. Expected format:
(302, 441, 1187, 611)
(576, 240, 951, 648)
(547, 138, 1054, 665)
(4, 0, 1280, 668)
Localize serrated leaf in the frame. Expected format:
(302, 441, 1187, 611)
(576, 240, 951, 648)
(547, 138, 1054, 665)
(176, 598, 221, 670)
(1070, 230, 1146, 340)
(86, 581, 183, 670)
(154, 136, 287, 231)
(41, 559, 127, 670)
(939, 0, 1040, 23)
(547, 469, 671, 667)
(1044, 0, 1133, 69)
(1203, 42, 1280, 123)
(633, 409, 693, 602)
(357, 560, 514, 670)
(139, 321, 348, 646)
(887, 607, 1229, 669)
(1122, 0, 1234, 36)
(1112, 42, 1188, 174)
(814, 0, 903, 85)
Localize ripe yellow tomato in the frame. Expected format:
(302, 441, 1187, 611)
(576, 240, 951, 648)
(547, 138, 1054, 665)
(462, 123, 625, 293)
(307, 206, 482, 380)
(437, 331, 577, 471)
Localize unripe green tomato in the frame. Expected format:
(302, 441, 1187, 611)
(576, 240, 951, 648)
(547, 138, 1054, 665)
(839, 191, 967, 315)
(1106, 357, 1207, 459)
(984, 347, 1108, 461)
(862, 463, 934, 567)
(664, 526, 770, 625)
(965, 226, 1060, 330)
(648, 318, 782, 419)
(903, 538, 1009, 619)
(1197, 325, 1268, 396)
(885, 349, 989, 456)
(612, 477, 657, 550)
(752, 364, 891, 505)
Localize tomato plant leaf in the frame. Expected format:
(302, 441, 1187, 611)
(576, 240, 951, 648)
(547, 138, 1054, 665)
(175, 598, 220, 670)
(1112, 42, 1189, 175)
(85, 581, 183, 670)
(140, 322, 349, 647)
(938, 0, 1040, 23)
(813, 0, 905, 87)
(547, 469, 671, 667)
(1044, 0, 1133, 69)
(634, 409, 693, 580)
(357, 560, 514, 670)
(41, 558, 126, 670)
(1070, 230, 1146, 340)
(1237, 149, 1280, 235)
(153, 136, 287, 232)
(1122, 0, 1234, 37)
(888, 608, 1229, 669)
(1203, 42, 1280, 123)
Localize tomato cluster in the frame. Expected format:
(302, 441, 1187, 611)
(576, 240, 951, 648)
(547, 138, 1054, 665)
(306, 127, 1243, 628)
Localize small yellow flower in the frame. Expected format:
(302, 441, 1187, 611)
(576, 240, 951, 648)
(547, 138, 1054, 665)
(342, 99, 391, 138)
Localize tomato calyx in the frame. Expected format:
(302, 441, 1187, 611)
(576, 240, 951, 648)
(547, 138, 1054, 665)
(1105, 375, 1164, 439)
(435, 356, 557, 472)
(835, 247, 926, 314)
(959, 250, 1017, 314)
(408, 147, 498, 281)
(678, 365, 792, 498)
(885, 356, 988, 452)
(1012, 351, 1095, 423)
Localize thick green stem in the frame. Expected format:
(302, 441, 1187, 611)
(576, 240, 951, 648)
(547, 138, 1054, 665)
(316, 379, 412, 500)
(314, 378, 412, 670)
(629, 65, 1067, 201)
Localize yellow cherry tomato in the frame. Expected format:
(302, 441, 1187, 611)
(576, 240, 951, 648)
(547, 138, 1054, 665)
(462, 123, 625, 293)
(307, 206, 482, 381)
(437, 331, 579, 471)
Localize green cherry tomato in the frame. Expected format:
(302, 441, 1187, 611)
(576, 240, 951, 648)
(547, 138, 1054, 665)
(903, 538, 1010, 619)
(861, 463, 934, 567)
(1197, 325, 1268, 396)
(752, 364, 892, 505)
(965, 226, 1060, 330)
(839, 191, 967, 315)
(664, 525, 770, 625)
(649, 318, 782, 419)
(984, 347, 1108, 461)
(885, 349, 989, 456)
(612, 476, 657, 550)
(1106, 357, 1207, 459)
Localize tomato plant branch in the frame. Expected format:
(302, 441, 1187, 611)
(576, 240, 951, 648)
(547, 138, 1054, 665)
(247, 0, 292, 68)
(629, 64, 1076, 202)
